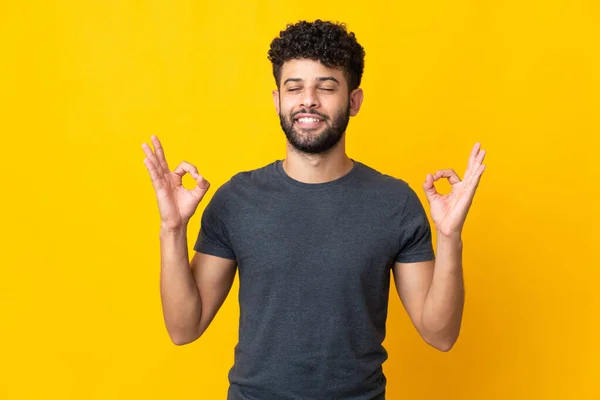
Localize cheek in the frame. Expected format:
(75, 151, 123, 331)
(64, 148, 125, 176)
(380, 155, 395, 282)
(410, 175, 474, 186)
(279, 101, 295, 117)
(326, 96, 347, 112)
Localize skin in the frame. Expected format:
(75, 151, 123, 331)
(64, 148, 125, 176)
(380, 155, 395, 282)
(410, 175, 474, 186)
(272, 59, 362, 184)
(142, 58, 486, 351)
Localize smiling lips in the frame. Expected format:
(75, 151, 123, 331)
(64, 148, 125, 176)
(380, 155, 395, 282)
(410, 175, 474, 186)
(294, 113, 325, 129)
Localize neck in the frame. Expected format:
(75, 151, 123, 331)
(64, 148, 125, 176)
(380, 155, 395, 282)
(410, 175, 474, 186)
(282, 136, 354, 184)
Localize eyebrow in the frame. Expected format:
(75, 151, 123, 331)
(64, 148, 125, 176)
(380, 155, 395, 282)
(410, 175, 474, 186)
(283, 76, 340, 85)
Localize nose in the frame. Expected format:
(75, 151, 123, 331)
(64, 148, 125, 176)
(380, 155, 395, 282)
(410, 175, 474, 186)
(300, 87, 319, 109)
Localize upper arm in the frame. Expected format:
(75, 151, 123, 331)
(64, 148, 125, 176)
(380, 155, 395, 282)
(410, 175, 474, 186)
(188, 182, 239, 337)
(392, 184, 436, 334)
(190, 251, 237, 336)
(392, 259, 435, 335)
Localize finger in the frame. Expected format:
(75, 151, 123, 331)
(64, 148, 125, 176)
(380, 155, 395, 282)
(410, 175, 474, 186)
(476, 148, 487, 165)
(191, 175, 211, 199)
(469, 164, 486, 187)
(433, 169, 461, 185)
(142, 142, 162, 173)
(466, 148, 486, 181)
(143, 156, 165, 192)
(469, 146, 486, 174)
(466, 142, 481, 171)
(141, 142, 154, 160)
(467, 164, 486, 197)
(150, 135, 170, 172)
(173, 161, 200, 179)
(465, 142, 482, 178)
(422, 173, 439, 202)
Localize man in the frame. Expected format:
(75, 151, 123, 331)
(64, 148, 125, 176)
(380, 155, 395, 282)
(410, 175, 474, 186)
(142, 19, 486, 400)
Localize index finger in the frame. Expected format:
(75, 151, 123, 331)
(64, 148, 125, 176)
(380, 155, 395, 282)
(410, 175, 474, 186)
(433, 169, 461, 185)
(151, 135, 170, 172)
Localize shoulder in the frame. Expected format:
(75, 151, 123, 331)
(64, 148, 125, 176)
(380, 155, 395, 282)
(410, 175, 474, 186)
(208, 160, 279, 202)
(355, 161, 414, 195)
(353, 161, 426, 215)
(230, 160, 278, 185)
(222, 160, 279, 193)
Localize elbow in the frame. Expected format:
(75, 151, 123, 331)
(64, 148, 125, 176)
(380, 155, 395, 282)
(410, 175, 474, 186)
(167, 326, 202, 346)
(170, 335, 194, 346)
(169, 332, 199, 346)
(422, 331, 459, 352)
(431, 339, 456, 352)
(424, 336, 457, 352)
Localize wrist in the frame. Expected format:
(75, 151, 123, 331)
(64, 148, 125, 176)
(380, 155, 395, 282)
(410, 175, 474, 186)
(436, 230, 463, 246)
(160, 223, 188, 236)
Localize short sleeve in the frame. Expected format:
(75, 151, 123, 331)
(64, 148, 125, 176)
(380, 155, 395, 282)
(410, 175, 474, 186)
(193, 185, 237, 260)
(394, 186, 435, 263)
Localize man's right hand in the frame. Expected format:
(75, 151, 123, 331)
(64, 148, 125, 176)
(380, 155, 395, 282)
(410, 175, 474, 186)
(142, 135, 210, 231)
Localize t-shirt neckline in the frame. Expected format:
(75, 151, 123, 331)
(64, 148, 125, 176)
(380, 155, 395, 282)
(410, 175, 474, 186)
(275, 159, 360, 190)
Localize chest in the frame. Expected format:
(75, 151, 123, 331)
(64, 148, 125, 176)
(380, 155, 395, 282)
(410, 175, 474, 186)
(226, 195, 402, 283)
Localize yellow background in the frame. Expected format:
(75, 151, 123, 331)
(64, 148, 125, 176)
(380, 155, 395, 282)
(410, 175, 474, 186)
(1, 1, 598, 399)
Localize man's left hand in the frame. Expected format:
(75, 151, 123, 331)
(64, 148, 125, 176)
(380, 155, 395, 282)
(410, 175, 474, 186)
(422, 142, 487, 238)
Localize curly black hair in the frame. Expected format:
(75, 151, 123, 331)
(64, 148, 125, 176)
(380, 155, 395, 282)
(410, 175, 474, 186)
(267, 20, 365, 91)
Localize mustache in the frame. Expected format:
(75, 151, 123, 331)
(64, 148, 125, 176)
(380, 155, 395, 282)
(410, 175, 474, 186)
(291, 109, 328, 120)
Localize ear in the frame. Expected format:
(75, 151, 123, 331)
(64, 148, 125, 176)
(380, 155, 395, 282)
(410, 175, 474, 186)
(272, 90, 280, 114)
(349, 88, 364, 117)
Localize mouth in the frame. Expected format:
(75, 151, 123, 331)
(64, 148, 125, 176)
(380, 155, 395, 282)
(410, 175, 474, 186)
(293, 114, 326, 129)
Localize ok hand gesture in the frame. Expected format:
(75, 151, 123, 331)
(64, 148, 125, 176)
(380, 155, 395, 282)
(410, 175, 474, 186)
(142, 136, 210, 230)
(422, 143, 487, 239)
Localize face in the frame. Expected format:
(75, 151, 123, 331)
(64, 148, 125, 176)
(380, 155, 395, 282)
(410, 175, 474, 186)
(273, 59, 363, 154)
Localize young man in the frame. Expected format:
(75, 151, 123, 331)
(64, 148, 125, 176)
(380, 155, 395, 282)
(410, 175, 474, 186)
(142, 20, 486, 400)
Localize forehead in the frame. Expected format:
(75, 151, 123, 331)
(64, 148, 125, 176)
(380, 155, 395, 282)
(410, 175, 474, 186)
(280, 59, 346, 84)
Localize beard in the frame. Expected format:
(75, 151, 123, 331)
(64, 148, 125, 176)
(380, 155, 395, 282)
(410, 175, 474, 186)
(279, 101, 351, 155)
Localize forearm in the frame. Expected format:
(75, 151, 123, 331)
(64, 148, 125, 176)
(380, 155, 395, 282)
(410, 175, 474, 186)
(421, 233, 464, 349)
(159, 225, 202, 343)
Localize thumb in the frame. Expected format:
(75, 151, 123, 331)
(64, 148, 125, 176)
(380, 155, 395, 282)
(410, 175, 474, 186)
(422, 173, 438, 203)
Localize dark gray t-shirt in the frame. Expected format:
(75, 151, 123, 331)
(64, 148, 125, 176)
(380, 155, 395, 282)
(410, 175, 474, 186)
(194, 159, 435, 400)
